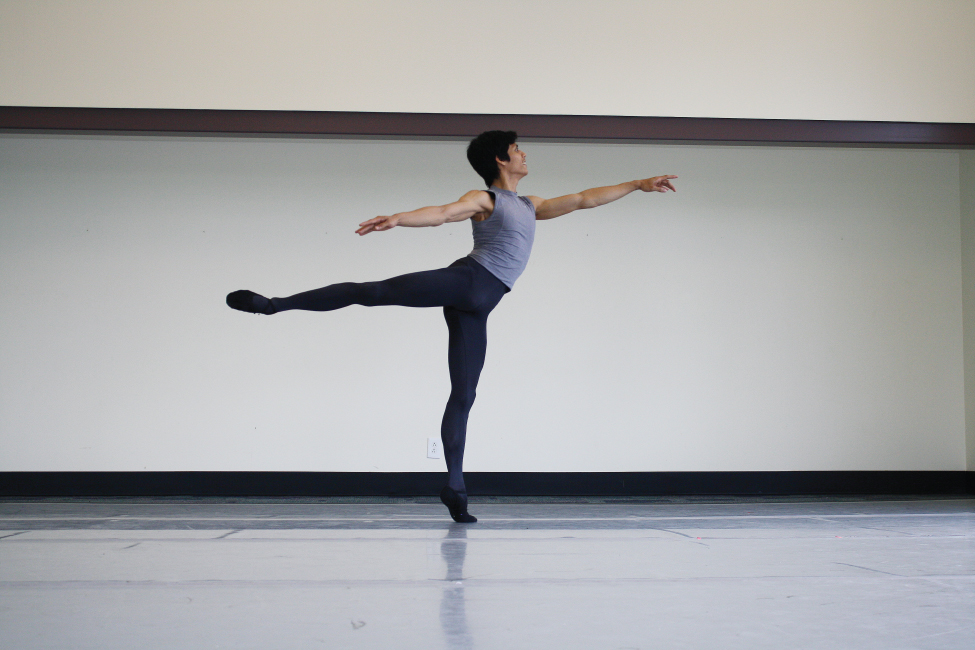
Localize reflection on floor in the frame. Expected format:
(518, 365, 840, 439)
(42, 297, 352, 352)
(1, 497, 972, 649)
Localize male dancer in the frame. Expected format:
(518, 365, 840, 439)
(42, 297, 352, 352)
(227, 131, 676, 522)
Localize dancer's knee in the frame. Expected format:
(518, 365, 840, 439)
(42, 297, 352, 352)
(446, 390, 477, 415)
(355, 281, 386, 307)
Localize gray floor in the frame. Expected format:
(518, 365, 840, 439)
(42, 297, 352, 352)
(0, 497, 972, 649)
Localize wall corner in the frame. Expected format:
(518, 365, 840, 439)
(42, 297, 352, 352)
(961, 151, 975, 471)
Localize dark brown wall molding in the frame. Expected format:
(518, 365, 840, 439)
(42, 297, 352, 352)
(2, 106, 974, 146)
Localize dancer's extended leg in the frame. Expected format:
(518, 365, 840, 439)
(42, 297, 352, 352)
(227, 262, 477, 315)
(269, 264, 479, 313)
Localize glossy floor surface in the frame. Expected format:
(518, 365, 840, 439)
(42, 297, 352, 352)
(1, 497, 973, 649)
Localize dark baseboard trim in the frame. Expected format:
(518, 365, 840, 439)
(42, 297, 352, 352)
(0, 472, 971, 498)
(2, 106, 974, 146)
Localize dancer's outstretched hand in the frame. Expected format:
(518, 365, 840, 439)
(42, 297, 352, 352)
(637, 175, 678, 193)
(357, 215, 400, 236)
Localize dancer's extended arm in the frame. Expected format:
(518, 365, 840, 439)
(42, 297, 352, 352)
(356, 190, 494, 236)
(528, 175, 677, 221)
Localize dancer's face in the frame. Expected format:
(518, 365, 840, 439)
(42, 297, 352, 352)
(499, 143, 528, 177)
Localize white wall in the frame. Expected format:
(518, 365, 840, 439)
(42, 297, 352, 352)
(962, 151, 975, 471)
(2, 0, 974, 123)
(0, 134, 965, 471)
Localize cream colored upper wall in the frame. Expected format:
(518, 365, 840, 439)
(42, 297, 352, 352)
(2, 0, 974, 122)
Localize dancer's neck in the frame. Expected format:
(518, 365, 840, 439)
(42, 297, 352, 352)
(491, 173, 520, 193)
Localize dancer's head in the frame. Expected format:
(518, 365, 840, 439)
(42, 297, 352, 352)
(467, 130, 518, 187)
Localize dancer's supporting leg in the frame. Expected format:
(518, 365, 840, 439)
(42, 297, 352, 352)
(438, 267, 506, 523)
(441, 304, 489, 495)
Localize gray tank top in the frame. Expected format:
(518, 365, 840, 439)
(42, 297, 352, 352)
(468, 187, 536, 288)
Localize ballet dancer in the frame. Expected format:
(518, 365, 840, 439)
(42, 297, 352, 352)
(227, 130, 677, 522)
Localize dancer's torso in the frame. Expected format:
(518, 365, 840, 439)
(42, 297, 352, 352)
(468, 187, 536, 289)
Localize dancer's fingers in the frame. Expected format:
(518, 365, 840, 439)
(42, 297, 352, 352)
(357, 216, 390, 235)
(654, 176, 677, 192)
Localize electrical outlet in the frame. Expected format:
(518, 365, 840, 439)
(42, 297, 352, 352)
(427, 437, 441, 459)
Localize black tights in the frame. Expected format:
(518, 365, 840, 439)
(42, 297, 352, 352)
(271, 257, 509, 493)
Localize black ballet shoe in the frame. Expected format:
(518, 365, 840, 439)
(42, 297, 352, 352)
(440, 486, 477, 523)
(226, 290, 276, 315)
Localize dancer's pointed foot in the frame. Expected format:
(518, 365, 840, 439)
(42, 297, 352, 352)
(440, 486, 477, 523)
(226, 290, 276, 315)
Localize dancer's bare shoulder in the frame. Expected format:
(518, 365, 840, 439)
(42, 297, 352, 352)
(458, 189, 495, 222)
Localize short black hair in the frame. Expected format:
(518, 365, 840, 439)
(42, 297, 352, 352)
(466, 130, 517, 188)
